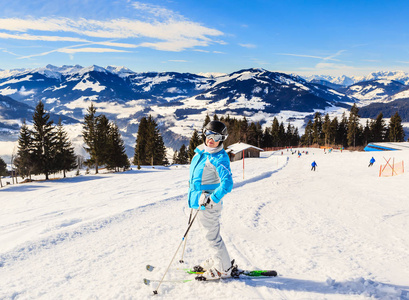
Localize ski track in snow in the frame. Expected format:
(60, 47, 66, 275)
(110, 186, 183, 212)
(1, 150, 409, 299)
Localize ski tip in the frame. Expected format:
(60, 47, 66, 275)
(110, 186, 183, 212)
(146, 265, 154, 272)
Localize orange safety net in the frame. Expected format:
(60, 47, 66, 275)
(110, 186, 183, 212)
(379, 160, 405, 177)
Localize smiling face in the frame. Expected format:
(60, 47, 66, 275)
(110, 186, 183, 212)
(206, 137, 220, 148)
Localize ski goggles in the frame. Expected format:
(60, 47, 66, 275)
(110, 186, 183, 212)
(204, 130, 225, 142)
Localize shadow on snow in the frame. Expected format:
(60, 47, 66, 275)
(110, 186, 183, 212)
(240, 276, 409, 299)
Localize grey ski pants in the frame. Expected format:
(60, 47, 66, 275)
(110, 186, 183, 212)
(197, 201, 231, 272)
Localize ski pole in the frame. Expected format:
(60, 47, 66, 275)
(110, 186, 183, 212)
(179, 209, 193, 263)
(153, 206, 202, 295)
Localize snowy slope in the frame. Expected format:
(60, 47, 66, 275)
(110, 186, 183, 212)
(0, 149, 408, 299)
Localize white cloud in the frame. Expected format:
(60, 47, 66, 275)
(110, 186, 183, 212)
(0, 32, 88, 42)
(0, 14, 224, 53)
(239, 43, 257, 49)
(169, 60, 188, 63)
(132, 2, 179, 20)
(59, 47, 130, 54)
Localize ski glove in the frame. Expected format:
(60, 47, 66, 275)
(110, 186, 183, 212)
(199, 192, 211, 208)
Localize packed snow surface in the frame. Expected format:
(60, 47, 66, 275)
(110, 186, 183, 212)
(1, 148, 409, 299)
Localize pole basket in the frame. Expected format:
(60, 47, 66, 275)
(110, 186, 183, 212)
(379, 158, 404, 177)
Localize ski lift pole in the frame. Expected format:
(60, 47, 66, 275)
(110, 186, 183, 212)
(153, 206, 202, 295)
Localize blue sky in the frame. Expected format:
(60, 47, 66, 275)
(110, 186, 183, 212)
(0, 0, 408, 76)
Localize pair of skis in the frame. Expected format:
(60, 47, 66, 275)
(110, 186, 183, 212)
(144, 264, 277, 286)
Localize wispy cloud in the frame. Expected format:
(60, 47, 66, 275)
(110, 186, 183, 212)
(169, 60, 188, 63)
(132, 2, 180, 20)
(59, 47, 130, 54)
(0, 32, 89, 42)
(1, 48, 19, 56)
(274, 51, 345, 62)
(239, 43, 257, 49)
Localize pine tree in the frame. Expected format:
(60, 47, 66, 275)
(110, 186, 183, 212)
(278, 122, 285, 147)
(55, 119, 77, 178)
(14, 120, 34, 179)
(271, 117, 280, 147)
(0, 156, 7, 188)
(363, 120, 371, 146)
(134, 116, 168, 166)
(247, 122, 259, 146)
(172, 150, 178, 164)
(177, 144, 189, 164)
(336, 112, 348, 147)
(151, 118, 168, 166)
(388, 112, 405, 142)
(371, 112, 386, 142)
(203, 114, 211, 130)
(322, 114, 331, 146)
(96, 114, 111, 166)
(261, 127, 272, 148)
(83, 104, 100, 173)
(301, 120, 313, 146)
(330, 117, 339, 145)
(347, 104, 360, 147)
(31, 101, 57, 180)
(134, 116, 149, 165)
(312, 112, 322, 145)
(106, 122, 129, 171)
(239, 117, 248, 142)
(188, 129, 201, 161)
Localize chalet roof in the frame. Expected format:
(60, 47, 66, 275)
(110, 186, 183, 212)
(226, 142, 264, 155)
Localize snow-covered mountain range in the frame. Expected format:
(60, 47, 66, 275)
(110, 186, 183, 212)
(1, 65, 409, 156)
(303, 70, 409, 86)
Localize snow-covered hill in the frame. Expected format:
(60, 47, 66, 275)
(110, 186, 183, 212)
(342, 80, 407, 106)
(1, 148, 408, 299)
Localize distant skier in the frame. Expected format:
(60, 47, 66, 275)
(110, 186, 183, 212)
(187, 120, 234, 280)
(311, 161, 317, 171)
(368, 157, 375, 167)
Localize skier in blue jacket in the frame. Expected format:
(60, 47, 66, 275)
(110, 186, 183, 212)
(311, 160, 317, 171)
(188, 120, 234, 280)
(368, 157, 375, 167)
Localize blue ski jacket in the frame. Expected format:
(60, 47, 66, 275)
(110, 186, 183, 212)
(188, 144, 233, 210)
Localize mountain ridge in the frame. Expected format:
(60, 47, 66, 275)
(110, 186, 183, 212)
(1, 65, 408, 155)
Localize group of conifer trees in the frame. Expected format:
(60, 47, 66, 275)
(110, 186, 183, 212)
(82, 104, 130, 173)
(173, 114, 301, 164)
(173, 106, 405, 164)
(133, 115, 168, 167)
(14, 102, 130, 180)
(13, 100, 407, 176)
(14, 101, 77, 180)
(300, 104, 405, 148)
